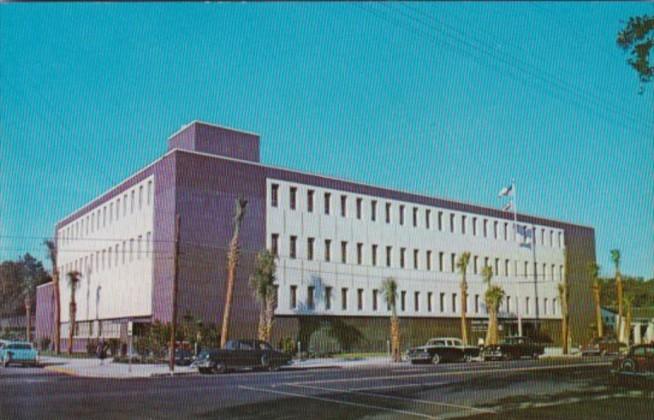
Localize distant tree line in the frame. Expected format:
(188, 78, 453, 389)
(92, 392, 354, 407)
(0, 254, 51, 318)
(599, 275, 654, 310)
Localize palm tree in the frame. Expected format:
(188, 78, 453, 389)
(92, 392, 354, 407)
(456, 252, 471, 346)
(66, 270, 82, 355)
(220, 197, 248, 348)
(588, 262, 603, 339)
(249, 250, 277, 342)
(482, 265, 504, 346)
(558, 250, 570, 354)
(381, 277, 400, 362)
(610, 249, 624, 342)
(44, 240, 61, 354)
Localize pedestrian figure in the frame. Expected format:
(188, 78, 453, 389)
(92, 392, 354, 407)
(97, 340, 107, 366)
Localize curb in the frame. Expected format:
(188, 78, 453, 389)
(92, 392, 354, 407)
(150, 371, 199, 378)
(44, 365, 80, 377)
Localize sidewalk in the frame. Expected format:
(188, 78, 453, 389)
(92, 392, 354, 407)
(39, 355, 399, 379)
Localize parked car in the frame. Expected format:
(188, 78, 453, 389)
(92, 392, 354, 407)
(174, 348, 195, 366)
(612, 344, 654, 375)
(581, 336, 627, 356)
(407, 337, 480, 364)
(192, 339, 291, 374)
(0, 341, 39, 367)
(481, 336, 544, 361)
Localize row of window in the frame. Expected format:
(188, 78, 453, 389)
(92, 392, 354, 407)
(60, 232, 152, 276)
(271, 234, 564, 280)
(288, 285, 559, 315)
(60, 180, 153, 245)
(270, 184, 564, 248)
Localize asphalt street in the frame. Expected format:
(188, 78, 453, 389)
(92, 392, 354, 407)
(1, 357, 652, 419)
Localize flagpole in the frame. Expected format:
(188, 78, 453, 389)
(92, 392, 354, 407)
(512, 179, 523, 337)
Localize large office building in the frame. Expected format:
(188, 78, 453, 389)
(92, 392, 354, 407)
(35, 121, 596, 352)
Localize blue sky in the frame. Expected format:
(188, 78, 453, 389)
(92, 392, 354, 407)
(1, 3, 653, 278)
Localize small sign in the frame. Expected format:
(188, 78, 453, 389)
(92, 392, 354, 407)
(127, 321, 133, 336)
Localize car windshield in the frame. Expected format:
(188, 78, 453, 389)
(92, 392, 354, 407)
(428, 340, 446, 346)
(8, 344, 32, 350)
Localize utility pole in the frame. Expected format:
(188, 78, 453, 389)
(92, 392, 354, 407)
(169, 214, 181, 374)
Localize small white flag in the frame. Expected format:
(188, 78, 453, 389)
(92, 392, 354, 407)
(502, 201, 513, 212)
(498, 184, 513, 197)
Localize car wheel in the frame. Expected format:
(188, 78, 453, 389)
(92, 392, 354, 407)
(2, 357, 10, 368)
(212, 361, 226, 374)
(463, 355, 472, 363)
(431, 354, 441, 365)
(621, 359, 637, 372)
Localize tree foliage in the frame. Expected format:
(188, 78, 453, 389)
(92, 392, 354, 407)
(599, 276, 654, 309)
(617, 15, 654, 88)
(0, 254, 50, 317)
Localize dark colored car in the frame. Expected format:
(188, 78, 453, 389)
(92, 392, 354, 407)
(612, 344, 654, 374)
(174, 348, 194, 366)
(407, 337, 480, 364)
(581, 336, 627, 356)
(482, 336, 544, 361)
(192, 339, 291, 374)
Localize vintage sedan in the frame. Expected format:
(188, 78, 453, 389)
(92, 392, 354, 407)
(407, 337, 480, 364)
(482, 336, 545, 361)
(0, 341, 39, 367)
(581, 336, 627, 356)
(192, 339, 291, 374)
(612, 344, 654, 375)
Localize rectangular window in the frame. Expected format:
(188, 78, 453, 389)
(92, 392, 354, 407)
(271, 184, 279, 207)
(386, 246, 392, 267)
(438, 211, 443, 231)
(139, 185, 143, 210)
(450, 213, 455, 233)
(307, 286, 315, 310)
(425, 209, 431, 229)
(271, 234, 279, 256)
(427, 292, 433, 312)
(147, 180, 153, 205)
(524, 261, 529, 277)
(472, 217, 477, 236)
(399, 205, 405, 225)
(440, 293, 445, 312)
(340, 195, 347, 217)
(558, 232, 563, 248)
(129, 239, 134, 261)
(385, 202, 391, 223)
(103, 207, 107, 227)
(372, 245, 378, 266)
(452, 293, 457, 312)
(426, 250, 432, 270)
(307, 190, 314, 212)
(439, 252, 444, 272)
(115, 200, 120, 222)
(401, 291, 406, 311)
(289, 187, 297, 210)
(137, 235, 142, 259)
(475, 295, 479, 313)
(109, 203, 113, 224)
(307, 238, 315, 260)
(146, 232, 151, 256)
(413, 249, 419, 269)
(290, 236, 297, 259)
(400, 248, 406, 268)
(356, 243, 363, 265)
(543, 298, 548, 315)
(91, 213, 95, 232)
(324, 193, 331, 214)
(412, 207, 418, 227)
(451, 253, 456, 273)
(473, 256, 479, 274)
(525, 297, 530, 315)
(122, 241, 126, 264)
(483, 219, 488, 237)
(414, 291, 420, 311)
(552, 264, 556, 281)
(341, 288, 348, 310)
(123, 194, 127, 216)
(371, 200, 377, 221)
(505, 259, 510, 277)
(494, 221, 498, 239)
(325, 239, 331, 262)
(341, 241, 347, 263)
(356, 198, 362, 219)
(290, 286, 297, 309)
(461, 215, 466, 234)
(373, 290, 378, 311)
(325, 287, 332, 310)
(541, 228, 545, 245)
(131, 190, 135, 214)
(506, 296, 511, 313)
(504, 222, 509, 240)
(357, 289, 363, 311)
(115, 244, 119, 264)
(108, 248, 112, 269)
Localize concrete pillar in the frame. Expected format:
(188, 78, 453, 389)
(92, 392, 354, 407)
(633, 322, 642, 345)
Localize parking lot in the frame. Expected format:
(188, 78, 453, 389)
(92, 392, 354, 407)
(2, 356, 652, 419)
